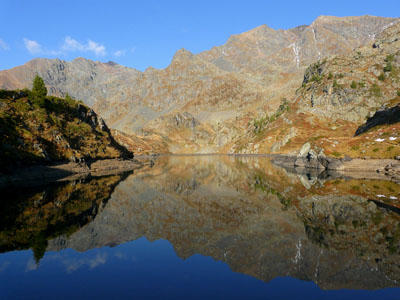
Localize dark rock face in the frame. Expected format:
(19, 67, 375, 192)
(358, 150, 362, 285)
(355, 104, 400, 136)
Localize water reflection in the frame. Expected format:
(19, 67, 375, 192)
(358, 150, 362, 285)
(0, 172, 129, 264)
(1, 155, 400, 292)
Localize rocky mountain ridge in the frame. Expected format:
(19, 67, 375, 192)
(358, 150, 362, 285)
(0, 15, 399, 154)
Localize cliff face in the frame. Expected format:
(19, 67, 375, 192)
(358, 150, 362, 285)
(0, 16, 398, 154)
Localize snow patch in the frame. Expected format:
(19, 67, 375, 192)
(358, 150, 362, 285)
(311, 27, 321, 59)
(375, 138, 385, 142)
(288, 43, 301, 68)
(376, 194, 386, 198)
(389, 137, 397, 141)
(390, 196, 398, 200)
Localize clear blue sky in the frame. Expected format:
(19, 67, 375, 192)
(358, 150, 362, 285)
(0, 0, 399, 71)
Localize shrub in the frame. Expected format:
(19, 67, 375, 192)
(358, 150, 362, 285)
(328, 72, 333, 79)
(385, 54, 395, 63)
(384, 62, 393, 73)
(397, 90, 400, 97)
(350, 81, 357, 89)
(333, 79, 340, 88)
(310, 74, 323, 83)
(332, 151, 341, 157)
(387, 146, 395, 152)
(378, 73, 385, 81)
(370, 84, 382, 97)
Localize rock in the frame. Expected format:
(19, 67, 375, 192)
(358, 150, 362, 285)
(299, 142, 311, 157)
(367, 201, 377, 212)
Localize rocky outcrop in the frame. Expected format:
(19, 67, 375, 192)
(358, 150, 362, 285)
(0, 90, 133, 170)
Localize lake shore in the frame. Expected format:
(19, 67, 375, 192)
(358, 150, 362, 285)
(0, 158, 152, 188)
(272, 154, 400, 182)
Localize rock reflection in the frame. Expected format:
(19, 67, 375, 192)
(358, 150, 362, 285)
(43, 155, 400, 290)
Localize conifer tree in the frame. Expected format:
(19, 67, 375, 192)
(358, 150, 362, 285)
(32, 75, 47, 97)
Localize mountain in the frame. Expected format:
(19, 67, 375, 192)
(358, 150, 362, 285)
(0, 15, 398, 154)
(233, 19, 400, 158)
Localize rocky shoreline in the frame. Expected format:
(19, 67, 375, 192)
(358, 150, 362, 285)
(0, 158, 150, 188)
(272, 149, 400, 182)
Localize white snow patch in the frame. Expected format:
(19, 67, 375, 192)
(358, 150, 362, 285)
(375, 138, 385, 142)
(390, 196, 398, 200)
(389, 137, 397, 141)
(377, 194, 386, 198)
(311, 26, 321, 59)
(288, 42, 301, 68)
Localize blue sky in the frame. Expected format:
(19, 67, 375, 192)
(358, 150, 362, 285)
(0, 0, 399, 71)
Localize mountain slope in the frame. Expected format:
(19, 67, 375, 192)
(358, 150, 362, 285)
(235, 20, 400, 158)
(0, 15, 398, 154)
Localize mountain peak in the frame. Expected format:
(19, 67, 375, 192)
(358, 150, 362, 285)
(171, 48, 194, 63)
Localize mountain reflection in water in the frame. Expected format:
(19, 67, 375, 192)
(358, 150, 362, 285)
(1, 155, 400, 298)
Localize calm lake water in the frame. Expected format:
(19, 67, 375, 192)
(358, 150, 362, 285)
(1, 155, 400, 299)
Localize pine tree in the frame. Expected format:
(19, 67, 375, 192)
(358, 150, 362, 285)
(32, 75, 47, 97)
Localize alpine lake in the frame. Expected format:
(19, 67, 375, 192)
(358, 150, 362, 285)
(1, 155, 400, 299)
